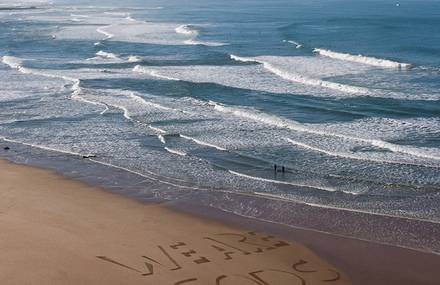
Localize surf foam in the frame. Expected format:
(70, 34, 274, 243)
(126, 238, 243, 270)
(230, 54, 371, 94)
(283, 39, 303, 49)
(176, 24, 227, 47)
(96, 26, 114, 40)
(313, 48, 412, 69)
(179, 134, 227, 151)
(229, 170, 338, 192)
(1, 56, 109, 113)
(158, 134, 166, 144)
(127, 55, 142, 62)
(175, 24, 199, 36)
(164, 147, 187, 156)
(133, 65, 181, 81)
(1, 56, 22, 69)
(96, 50, 119, 59)
(209, 101, 440, 161)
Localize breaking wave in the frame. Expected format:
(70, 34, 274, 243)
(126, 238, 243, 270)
(283, 39, 303, 49)
(1, 56, 108, 112)
(208, 100, 440, 162)
(176, 24, 227, 47)
(158, 134, 166, 144)
(228, 170, 338, 192)
(1, 55, 23, 69)
(183, 39, 227, 47)
(127, 55, 142, 62)
(179, 134, 227, 151)
(230, 54, 371, 94)
(96, 50, 120, 59)
(164, 147, 187, 156)
(313, 48, 413, 69)
(149, 125, 167, 133)
(96, 26, 114, 40)
(175, 24, 199, 36)
(133, 65, 180, 81)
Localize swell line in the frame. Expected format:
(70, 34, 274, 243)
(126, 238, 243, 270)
(286, 138, 440, 168)
(1, 56, 109, 113)
(313, 48, 413, 69)
(208, 101, 440, 162)
(230, 54, 371, 95)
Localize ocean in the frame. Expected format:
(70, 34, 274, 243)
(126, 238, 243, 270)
(1, 0, 440, 231)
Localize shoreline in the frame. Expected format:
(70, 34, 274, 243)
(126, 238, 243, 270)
(0, 159, 352, 285)
(0, 151, 439, 284)
(1, 139, 440, 256)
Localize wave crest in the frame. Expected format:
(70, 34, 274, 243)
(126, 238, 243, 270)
(175, 24, 199, 36)
(164, 147, 187, 156)
(230, 54, 371, 94)
(96, 50, 119, 59)
(209, 100, 440, 161)
(313, 48, 413, 69)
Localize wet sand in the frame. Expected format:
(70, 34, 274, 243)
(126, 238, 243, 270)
(174, 201, 440, 285)
(0, 160, 351, 285)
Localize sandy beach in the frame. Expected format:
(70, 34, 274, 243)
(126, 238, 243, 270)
(0, 160, 352, 284)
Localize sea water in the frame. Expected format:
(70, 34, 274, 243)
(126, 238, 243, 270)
(1, 0, 440, 222)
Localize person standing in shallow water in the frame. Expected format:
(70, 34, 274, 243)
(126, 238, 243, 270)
(274, 164, 286, 173)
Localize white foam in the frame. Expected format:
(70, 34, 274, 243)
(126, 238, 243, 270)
(70, 14, 88, 18)
(126, 91, 173, 111)
(313, 48, 413, 69)
(133, 65, 180, 81)
(104, 12, 128, 16)
(72, 87, 191, 123)
(149, 125, 167, 133)
(95, 22, 186, 45)
(1, 56, 22, 69)
(96, 50, 119, 59)
(285, 137, 435, 167)
(96, 26, 114, 40)
(369, 139, 440, 161)
(53, 14, 223, 46)
(179, 134, 227, 151)
(164, 147, 187, 156)
(229, 170, 338, 192)
(127, 55, 142, 62)
(183, 39, 227, 47)
(70, 81, 110, 114)
(125, 14, 136, 22)
(209, 101, 440, 161)
(158, 134, 166, 144)
(135, 64, 323, 97)
(283, 39, 303, 49)
(230, 54, 371, 94)
(99, 94, 156, 120)
(2, 56, 109, 113)
(132, 60, 438, 100)
(176, 24, 227, 47)
(0, 135, 84, 157)
(2, 56, 77, 83)
(175, 24, 199, 36)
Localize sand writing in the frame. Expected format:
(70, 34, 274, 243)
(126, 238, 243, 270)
(97, 231, 345, 284)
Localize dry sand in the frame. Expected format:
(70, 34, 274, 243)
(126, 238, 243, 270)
(0, 160, 351, 285)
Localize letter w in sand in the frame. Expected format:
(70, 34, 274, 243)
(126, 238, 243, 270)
(96, 245, 182, 277)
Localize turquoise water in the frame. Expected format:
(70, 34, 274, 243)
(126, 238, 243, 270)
(1, 0, 440, 221)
